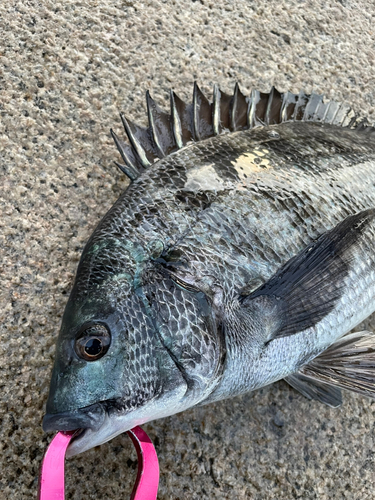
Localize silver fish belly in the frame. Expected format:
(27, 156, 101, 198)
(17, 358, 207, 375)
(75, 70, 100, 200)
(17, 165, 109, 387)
(43, 84, 375, 457)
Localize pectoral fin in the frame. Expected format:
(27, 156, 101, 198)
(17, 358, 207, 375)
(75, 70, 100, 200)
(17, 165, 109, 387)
(240, 209, 375, 340)
(298, 331, 375, 400)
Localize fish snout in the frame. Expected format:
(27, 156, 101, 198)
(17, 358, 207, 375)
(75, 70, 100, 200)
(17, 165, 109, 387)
(42, 403, 105, 433)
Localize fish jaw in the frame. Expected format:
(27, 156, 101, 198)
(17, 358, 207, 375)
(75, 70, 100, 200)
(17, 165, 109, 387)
(43, 383, 190, 458)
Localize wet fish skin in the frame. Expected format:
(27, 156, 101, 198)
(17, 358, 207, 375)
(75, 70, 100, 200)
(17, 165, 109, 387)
(43, 85, 375, 457)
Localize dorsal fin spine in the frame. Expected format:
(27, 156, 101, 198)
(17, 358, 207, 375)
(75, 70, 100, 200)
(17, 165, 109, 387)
(329, 102, 341, 125)
(192, 82, 201, 141)
(280, 92, 289, 122)
(146, 91, 165, 158)
(230, 83, 240, 130)
(303, 93, 323, 122)
(265, 86, 275, 125)
(110, 129, 140, 180)
(281, 92, 298, 122)
(114, 161, 138, 181)
(321, 101, 332, 123)
(212, 84, 221, 136)
(229, 83, 249, 131)
(170, 90, 184, 149)
(312, 99, 322, 121)
(341, 107, 356, 127)
(292, 91, 309, 121)
(248, 89, 260, 128)
(120, 113, 151, 168)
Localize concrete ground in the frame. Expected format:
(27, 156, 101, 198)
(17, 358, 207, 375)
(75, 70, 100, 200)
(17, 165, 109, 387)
(1, 0, 375, 498)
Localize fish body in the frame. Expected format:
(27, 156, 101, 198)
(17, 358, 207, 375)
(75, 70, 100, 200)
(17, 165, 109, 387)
(43, 85, 375, 457)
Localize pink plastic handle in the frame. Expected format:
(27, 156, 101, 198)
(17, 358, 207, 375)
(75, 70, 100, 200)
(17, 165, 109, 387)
(38, 430, 77, 500)
(38, 426, 159, 500)
(126, 427, 159, 500)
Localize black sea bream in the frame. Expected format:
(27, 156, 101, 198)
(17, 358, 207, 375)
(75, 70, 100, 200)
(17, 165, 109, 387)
(43, 84, 375, 457)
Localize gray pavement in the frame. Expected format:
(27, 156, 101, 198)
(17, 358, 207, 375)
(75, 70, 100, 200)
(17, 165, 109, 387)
(1, 1, 375, 498)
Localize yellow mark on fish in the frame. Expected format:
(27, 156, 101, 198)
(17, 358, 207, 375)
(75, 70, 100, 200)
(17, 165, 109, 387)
(184, 163, 225, 192)
(232, 148, 271, 180)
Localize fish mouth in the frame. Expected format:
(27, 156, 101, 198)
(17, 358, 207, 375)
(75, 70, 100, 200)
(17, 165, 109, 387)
(42, 383, 192, 457)
(42, 402, 111, 458)
(42, 402, 146, 458)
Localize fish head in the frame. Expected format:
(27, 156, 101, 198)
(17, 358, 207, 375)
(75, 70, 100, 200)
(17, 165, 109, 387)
(43, 240, 224, 457)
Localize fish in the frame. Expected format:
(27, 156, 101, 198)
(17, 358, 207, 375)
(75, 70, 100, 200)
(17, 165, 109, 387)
(43, 82, 375, 458)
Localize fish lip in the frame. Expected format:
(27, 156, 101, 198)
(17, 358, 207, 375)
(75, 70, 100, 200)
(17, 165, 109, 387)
(42, 402, 106, 434)
(42, 401, 132, 458)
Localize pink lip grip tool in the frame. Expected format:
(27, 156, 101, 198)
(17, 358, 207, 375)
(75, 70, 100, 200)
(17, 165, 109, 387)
(38, 426, 159, 500)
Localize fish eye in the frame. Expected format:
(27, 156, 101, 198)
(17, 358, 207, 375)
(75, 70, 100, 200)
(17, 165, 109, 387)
(74, 323, 111, 361)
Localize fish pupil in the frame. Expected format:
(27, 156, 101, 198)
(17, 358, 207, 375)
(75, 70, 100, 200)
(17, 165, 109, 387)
(85, 338, 102, 356)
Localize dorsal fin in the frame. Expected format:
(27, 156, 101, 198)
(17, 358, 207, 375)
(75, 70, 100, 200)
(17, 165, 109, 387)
(280, 91, 299, 122)
(193, 82, 213, 141)
(302, 93, 323, 121)
(110, 129, 139, 176)
(292, 91, 310, 121)
(120, 114, 153, 168)
(113, 82, 373, 181)
(229, 83, 248, 131)
(146, 91, 176, 158)
(248, 89, 269, 127)
(171, 91, 194, 145)
(265, 87, 283, 125)
(212, 85, 232, 134)
(170, 90, 184, 148)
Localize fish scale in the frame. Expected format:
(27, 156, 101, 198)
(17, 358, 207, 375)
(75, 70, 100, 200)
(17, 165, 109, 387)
(43, 84, 375, 459)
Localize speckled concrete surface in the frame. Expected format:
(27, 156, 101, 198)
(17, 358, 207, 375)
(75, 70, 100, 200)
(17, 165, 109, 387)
(2, 1, 375, 498)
